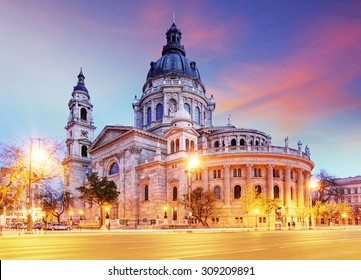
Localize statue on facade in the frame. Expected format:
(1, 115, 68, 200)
(305, 145, 310, 156)
(297, 140, 302, 151)
(285, 136, 289, 148)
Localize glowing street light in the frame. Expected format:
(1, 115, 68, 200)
(26, 138, 48, 234)
(309, 177, 318, 229)
(254, 209, 259, 229)
(185, 155, 199, 226)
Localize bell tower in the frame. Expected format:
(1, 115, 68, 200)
(63, 69, 96, 207)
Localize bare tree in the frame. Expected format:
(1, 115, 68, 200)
(314, 169, 342, 203)
(40, 184, 74, 222)
(0, 139, 65, 211)
(187, 187, 216, 227)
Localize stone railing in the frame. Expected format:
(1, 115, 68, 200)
(204, 145, 311, 160)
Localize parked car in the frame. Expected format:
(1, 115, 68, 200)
(6, 222, 27, 229)
(32, 222, 46, 230)
(47, 223, 72, 231)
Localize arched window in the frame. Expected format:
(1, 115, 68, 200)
(214, 141, 220, 148)
(144, 185, 149, 201)
(231, 139, 237, 146)
(291, 187, 294, 200)
(233, 168, 241, 177)
(274, 185, 280, 199)
(186, 139, 190, 152)
(184, 103, 191, 114)
(240, 139, 245, 146)
(255, 185, 262, 196)
(170, 141, 175, 154)
(156, 103, 163, 121)
(147, 107, 152, 124)
(81, 145, 87, 157)
(218, 170, 221, 178)
(233, 169, 237, 177)
(109, 162, 119, 175)
(194, 106, 200, 123)
(80, 108, 87, 121)
(213, 170, 217, 179)
(214, 186, 221, 199)
(172, 187, 177, 201)
(190, 140, 195, 152)
(175, 139, 180, 152)
(234, 185, 241, 199)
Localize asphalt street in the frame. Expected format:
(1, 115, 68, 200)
(1, 228, 361, 260)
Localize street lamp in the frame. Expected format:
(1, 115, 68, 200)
(163, 206, 168, 219)
(254, 209, 259, 230)
(309, 177, 318, 229)
(26, 138, 47, 234)
(185, 155, 199, 226)
(342, 213, 347, 226)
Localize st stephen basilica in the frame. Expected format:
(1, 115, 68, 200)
(63, 20, 314, 228)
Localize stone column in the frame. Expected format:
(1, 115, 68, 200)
(285, 166, 291, 207)
(267, 164, 274, 199)
(224, 165, 231, 206)
(246, 164, 253, 187)
(297, 169, 304, 207)
(202, 167, 209, 190)
(302, 172, 310, 207)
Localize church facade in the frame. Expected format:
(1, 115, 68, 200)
(64, 21, 314, 228)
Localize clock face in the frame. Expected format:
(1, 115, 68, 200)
(81, 130, 88, 138)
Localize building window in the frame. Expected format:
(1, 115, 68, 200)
(213, 169, 222, 178)
(190, 140, 195, 152)
(172, 187, 177, 201)
(274, 185, 280, 199)
(240, 139, 245, 145)
(184, 103, 191, 114)
(195, 171, 202, 180)
(144, 185, 149, 201)
(231, 139, 237, 146)
(214, 141, 220, 148)
(255, 185, 262, 196)
(170, 141, 175, 154)
(109, 162, 119, 175)
(80, 108, 87, 121)
(186, 139, 190, 152)
(233, 168, 241, 177)
(254, 168, 261, 177)
(175, 139, 180, 152)
(194, 106, 200, 123)
(273, 169, 280, 178)
(234, 185, 241, 199)
(156, 103, 163, 121)
(147, 107, 152, 124)
(214, 186, 221, 199)
(81, 145, 88, 157)
(291, 187, 293, 200)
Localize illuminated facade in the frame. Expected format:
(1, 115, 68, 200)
(65, 21, 314, 228)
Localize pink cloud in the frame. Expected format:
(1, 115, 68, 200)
(213, 16, 361, 134)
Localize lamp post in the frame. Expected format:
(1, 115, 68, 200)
(342, 213, 347, 227)
(185, 155, 199, 226)
(26, 138, 45, 234)
(254, 209, 259, 230)
(309, 177, 318, 229)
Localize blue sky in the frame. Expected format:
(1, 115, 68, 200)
(0, 0, 360, 178)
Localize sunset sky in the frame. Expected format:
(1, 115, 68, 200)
(0, 0, 360, 178)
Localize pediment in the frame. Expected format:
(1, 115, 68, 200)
(89, 125, 134, 151)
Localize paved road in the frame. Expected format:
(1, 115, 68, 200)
(1, 228, 361, 260)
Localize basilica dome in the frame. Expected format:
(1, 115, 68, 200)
(146, 22, 201, 81)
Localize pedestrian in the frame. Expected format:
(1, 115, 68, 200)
(288, 222, 291, 230)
